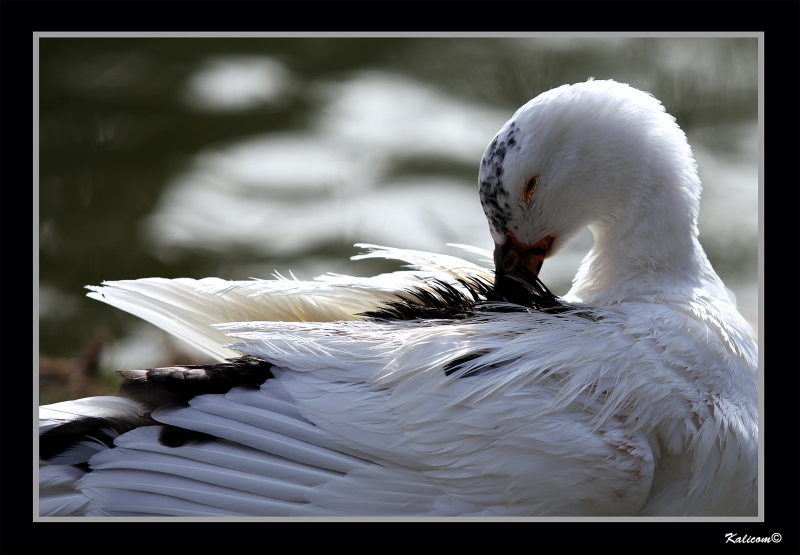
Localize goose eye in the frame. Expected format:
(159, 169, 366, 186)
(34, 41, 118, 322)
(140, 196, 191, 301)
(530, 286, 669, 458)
(523, 176, 539, 204)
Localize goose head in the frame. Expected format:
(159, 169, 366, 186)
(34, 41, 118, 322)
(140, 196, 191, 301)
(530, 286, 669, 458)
(479, 79, 706, 304)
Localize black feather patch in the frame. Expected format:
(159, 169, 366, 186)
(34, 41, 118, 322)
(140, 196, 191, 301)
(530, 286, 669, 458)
(360, 275, 596, 322)
(360, 277, 496, 321)
(118, 355, 275, 412)
(443, 350, 498, 377)
(158, 425, 216, 448)
(40, 414, 155, 462)
(42, 356, 276, 461)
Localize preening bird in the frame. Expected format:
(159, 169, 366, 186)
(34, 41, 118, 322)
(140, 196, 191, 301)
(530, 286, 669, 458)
(39, 79, 758, 517)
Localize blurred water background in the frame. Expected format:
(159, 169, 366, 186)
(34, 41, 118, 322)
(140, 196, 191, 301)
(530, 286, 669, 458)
(37, 37, 759, 403)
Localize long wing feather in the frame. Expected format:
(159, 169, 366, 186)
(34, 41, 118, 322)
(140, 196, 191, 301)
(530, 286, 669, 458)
(42, 246, 756, 516)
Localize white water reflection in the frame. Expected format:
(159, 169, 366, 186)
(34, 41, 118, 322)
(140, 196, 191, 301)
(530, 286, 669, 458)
(183, 56, 290, 112)
(694, 126, 759, 253)
(193, 134, 366, 191)
(316, 71, 507, 162)
(147, 71, 510, 256)
(149, 175, 491, 258)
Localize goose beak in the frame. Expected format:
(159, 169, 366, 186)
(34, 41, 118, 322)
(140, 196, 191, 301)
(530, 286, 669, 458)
(494, 231, 554, 304)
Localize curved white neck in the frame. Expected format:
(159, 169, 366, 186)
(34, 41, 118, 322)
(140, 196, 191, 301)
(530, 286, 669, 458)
(566, 177, 725, 306)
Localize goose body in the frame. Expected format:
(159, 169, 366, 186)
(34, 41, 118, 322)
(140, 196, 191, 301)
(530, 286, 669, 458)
(38, 80, 758, 517)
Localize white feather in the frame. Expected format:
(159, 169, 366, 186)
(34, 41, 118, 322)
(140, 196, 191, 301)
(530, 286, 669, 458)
(39, 396, 145, 434)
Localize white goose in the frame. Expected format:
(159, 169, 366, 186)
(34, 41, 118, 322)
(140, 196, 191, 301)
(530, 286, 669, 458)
(39, 79, 758, 517)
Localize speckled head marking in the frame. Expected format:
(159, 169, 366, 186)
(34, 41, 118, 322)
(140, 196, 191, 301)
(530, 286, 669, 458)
(479, 121, 521, 236)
